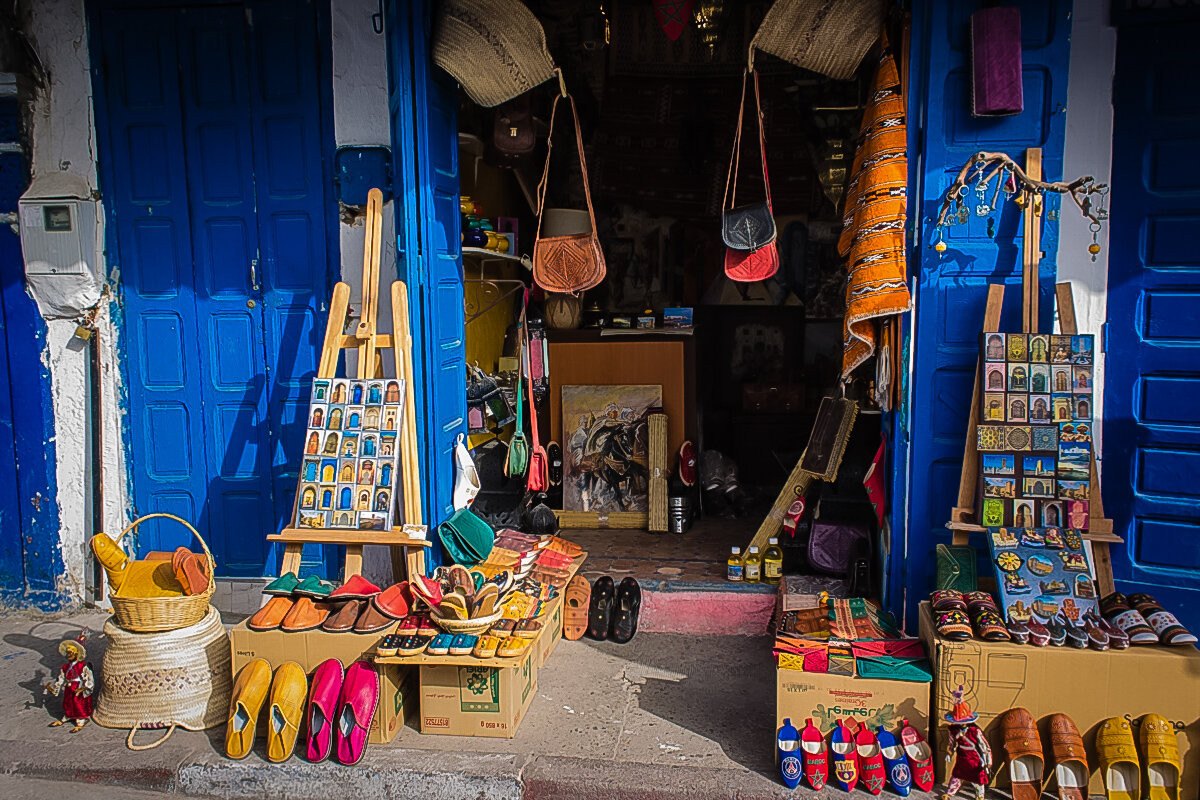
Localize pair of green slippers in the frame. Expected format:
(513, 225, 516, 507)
(263, 572, 334, 598)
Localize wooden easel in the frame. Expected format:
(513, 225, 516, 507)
(268, 188, 430, 582)
(945, 149, 1121, 595)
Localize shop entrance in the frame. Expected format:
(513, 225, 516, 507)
(1104, 16, 1200, 624)
(91, 1, 337, 577)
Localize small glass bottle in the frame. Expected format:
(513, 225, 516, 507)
(743, 545, 762, 583)
(726, 546, 744, 582)
(763, 537, 784, 585)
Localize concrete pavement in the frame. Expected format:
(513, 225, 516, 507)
(0, 605, 930, 800)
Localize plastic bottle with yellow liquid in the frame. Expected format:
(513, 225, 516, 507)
(763, 537, 784, 585)
(743, 546, 762, 583)
(727, 547, 743, 582)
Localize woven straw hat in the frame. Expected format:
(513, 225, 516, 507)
(750, 0, 884, 80)
(434, 0, 557, 107)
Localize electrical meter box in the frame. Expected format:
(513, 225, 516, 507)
(19, 173, 97, 277)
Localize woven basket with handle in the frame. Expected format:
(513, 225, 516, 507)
(108, 513, 215, 633)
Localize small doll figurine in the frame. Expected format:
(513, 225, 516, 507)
(942, 685, 992, 800)
(43, 632, 94, 732)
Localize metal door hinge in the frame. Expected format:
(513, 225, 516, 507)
(1101, 322, 1108, 354)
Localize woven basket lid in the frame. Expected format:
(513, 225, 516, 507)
(750, 0, 883, 81)
(434, 0, 557, 108)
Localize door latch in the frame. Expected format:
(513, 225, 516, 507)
(249, 258, 260, 292)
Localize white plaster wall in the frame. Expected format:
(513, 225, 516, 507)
(1060, 0, 1116, 461)
(331, 0, 400, 584)
(25, 0, 129, 602)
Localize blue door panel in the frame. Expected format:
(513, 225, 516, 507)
(387, 0, 466, 565)
(1105, 17, 1200, 626)
(904, 0, 1070, 627)
(94, 0, 334, 576)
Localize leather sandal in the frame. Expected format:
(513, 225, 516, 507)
(1001, 707, 1045, 800)
(1101, 592, 1159, 645)
(353, 600, 397, 634)
(563, 575, 590, 641)
(280, 596, 332, 632)
(248, 596, 294, 631)
(1097, 716, 1141, 800)
(587, 576, 615, 640)
(934, 609, 972, 641)
(322, 599, 365, 633)
(609, 577, 641, 644)
(1140, 714, 1181, 800)
(966, 591, 1011, 641)
(1048, 713, 1088, 800)
(931, 589, 968, 612)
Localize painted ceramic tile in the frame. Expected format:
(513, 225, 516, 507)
(1051, 394, 1074, 422)
(983, 393, 1006, 421)
(1005, 426, 1032, 451)
(1031, 426, 1058, 452)
(311, 379, 331, 403)
(1058, 442, 1091, 481)
(1007, 333, 1028, 361)
(1051, 365, 1072, 394)
(1023, 477, 1056, 498)
(317, 484, 335, 510)
(1059, 480, 1090, 501)
(977, 425, 1006, 451)
(1050, 335, 1073, 363)
(984, 333, 1006, 361)
(1041, 501, 1064, 527)
(983, 454, 1014, 475)
(1060, 422, 1091, 443)
(1072, 366, 1093, 393)
(982, 498, 1007, 527)
(345, 405, 365, 430)
(1007, 363, 1030, 392)
(1028, 394, 1051, 423)
(297, 509, 329, 529)
(1023, 456, 1055, 477)
(985, 364, 1006, 392)
(1067, 500, 1089, 529)
(1007, 395, 1028, 423)
(1028, 335, 1049, 363)
(1071, 335, 1094, 365)
(984, 476, 1017, 498)
(1029, 364, 1051, 394)
(1072, 395, 1092, 420)
(1012, 500, 1036, 527)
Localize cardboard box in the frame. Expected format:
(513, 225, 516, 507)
(229, 620, 412, 744)
(776, 664, 931, 740)
(534, 595, 564, 670)
(919, 602, 1200, 799)
(419, 645, 538, 738)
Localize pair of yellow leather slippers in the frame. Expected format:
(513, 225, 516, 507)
(1098, 714, 1183, 800)
(90, 533, 211, 598)
(225, 658, 307, 762)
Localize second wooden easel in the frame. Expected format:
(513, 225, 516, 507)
(946, 149, 1121, 594)
(268, 188, 430, 583)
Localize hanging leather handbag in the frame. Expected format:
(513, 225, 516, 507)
(532, 90, 606, 293)
(486, 92, 536, 167)
(721, 69, 779, 282)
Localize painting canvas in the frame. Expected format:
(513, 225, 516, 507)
(562, 384, 662, 513)
(296, 378, 404, 530)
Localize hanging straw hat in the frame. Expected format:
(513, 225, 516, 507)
(749, 0, 884, 80)
(433, 0, 558, 108)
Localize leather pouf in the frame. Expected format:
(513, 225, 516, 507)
(545, 292, 583, 330)
(94, 607, 232, 749)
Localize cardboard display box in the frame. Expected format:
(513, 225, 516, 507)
(776, 663, 931, 744)
(229, 620, 412, 744)
(534, 596, 564, 670)
(419, 644, 538, 738)
(918, 602, 1200, 799)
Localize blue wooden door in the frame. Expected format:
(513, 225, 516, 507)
(387, 0, 466, 566)
(904, 0, 1070, 626)
(93, 1, 334, 576)
(1104, 16, 1200, 626)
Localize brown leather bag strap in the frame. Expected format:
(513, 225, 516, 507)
(535, 90, 597, 240)
(722, 69, 772, 211)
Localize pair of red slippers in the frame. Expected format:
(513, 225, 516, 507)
(305, 659, 378, 766)
(790, 718, 934, 795)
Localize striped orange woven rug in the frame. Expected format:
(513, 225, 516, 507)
(838, 33, 911, 380)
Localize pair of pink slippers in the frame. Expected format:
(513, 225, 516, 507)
(304, 659, 378, 765)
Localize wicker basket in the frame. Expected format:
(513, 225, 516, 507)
(108, 513, 215, 633)
(94, 606, 231, 750)
(429, 608, 505, 635)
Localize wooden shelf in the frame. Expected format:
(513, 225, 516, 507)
(268, 527, 432, 547)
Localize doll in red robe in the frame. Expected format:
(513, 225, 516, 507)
(942, 685, 992, 800)
(44, 635, 94, 732)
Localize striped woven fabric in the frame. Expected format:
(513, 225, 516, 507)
(837, 33, 912, 380)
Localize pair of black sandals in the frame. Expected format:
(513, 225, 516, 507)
(587, 576, 641, 644)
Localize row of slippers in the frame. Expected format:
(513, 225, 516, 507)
(1000, 709, 1183, 800)
(776, 717, 935, 795)
(225, 658, 377, 765)
(560, 575, 642, 643)
(247, 574, 421, 633)
(376, 629, 535, 659)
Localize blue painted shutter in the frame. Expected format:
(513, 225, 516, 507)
(387, 0, 466, 566)
(1104, 17, 1200, 625)
(904, 0, 1070, 625)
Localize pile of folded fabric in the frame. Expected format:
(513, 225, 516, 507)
(773, 596, 930, 681)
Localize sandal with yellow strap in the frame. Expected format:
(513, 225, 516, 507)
(1140, 713, 1181, 800)
(1098, 716, 1141, 800)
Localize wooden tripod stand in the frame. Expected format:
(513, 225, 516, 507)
(268, 188, 430, 582)
(946, 149, 1121, 594)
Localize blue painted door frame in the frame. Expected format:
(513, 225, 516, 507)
(90, 0, 339, 577)
(386, 0, 466, 569)
(0, 95, 65, 607)
(903, 0, 1070, 627)
(1103, 9, 1200, 628)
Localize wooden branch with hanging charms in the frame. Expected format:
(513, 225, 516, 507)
(931, 150, 1110, 260)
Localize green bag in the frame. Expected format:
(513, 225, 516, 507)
(936, 543, 978, 592)
(854, 655, 933, 682)
(504, 305, 529, 479)
(437, 507, 496, 567)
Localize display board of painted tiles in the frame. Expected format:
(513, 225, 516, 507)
(977, 333, 1093, 529)
(295, 378, 406, 531)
